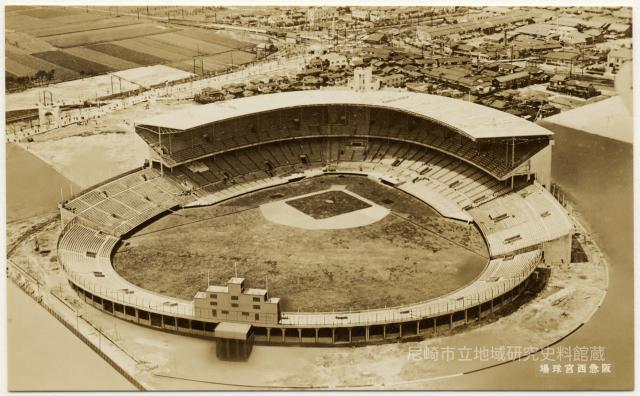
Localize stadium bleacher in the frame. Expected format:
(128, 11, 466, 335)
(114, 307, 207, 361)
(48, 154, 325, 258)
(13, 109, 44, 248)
(62, 167, 188, 237)
(470, 183, 573, 257)
(150, 137, 509, 222)
(140, 105, 548, 181)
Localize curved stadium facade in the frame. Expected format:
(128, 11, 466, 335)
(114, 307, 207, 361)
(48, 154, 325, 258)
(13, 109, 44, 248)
(57, 89, 573, 345)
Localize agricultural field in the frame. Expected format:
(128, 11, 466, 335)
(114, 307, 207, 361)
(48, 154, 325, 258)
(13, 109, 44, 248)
(86, 43, 166, 66)
(174, 28, 260, 49)
(32, 51, 114, 75)
(116, 36, 197, 61)
(170, 51, 256, 74)
(5, 44, 80, 81)
(43, 23, 174, 48)
(149, 32, 238, 56)
(5, 5, 260, 87)
(12, 6, 81, 19)
(5, 31, 56, 53)
(62, 47, 141, 71)
(31, 17, 140, 38)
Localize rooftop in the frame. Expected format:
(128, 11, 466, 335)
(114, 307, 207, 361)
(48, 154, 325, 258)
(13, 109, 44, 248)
(214, 322, 252, 340)
(206, 285, 229, 293)
(244, 288, 268, 296)
(228, 277, 245, 284)
(137, 89, 553, 140)
(495, 71, 531, 82)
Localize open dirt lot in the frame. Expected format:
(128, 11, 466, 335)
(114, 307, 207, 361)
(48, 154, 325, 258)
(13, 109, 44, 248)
(114, 175, 488, 312)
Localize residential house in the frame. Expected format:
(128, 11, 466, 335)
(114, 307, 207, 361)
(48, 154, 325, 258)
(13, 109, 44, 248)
(364, 32, 388, 45)
(321, 53, 348, 69)
(548, 74, 569, 89)
(542, 50, 580, 66)
(492, 71, 531, 89)
(380, 73, 405, 88)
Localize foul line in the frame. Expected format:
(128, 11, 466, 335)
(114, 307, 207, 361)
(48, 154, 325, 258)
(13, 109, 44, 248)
(389, 211, 489, 259)
(125, 206, 258, 239)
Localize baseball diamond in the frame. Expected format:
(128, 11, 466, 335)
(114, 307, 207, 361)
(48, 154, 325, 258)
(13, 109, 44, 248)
(57, 89, 572, 347)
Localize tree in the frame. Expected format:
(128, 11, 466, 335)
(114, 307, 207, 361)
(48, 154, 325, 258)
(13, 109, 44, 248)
(35, 69, 48, 81)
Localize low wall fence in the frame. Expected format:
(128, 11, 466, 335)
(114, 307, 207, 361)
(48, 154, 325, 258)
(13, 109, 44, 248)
(60, 253, 540, 328)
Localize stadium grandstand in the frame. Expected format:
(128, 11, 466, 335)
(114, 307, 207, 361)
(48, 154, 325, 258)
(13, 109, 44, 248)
(57, 87, 573, 346)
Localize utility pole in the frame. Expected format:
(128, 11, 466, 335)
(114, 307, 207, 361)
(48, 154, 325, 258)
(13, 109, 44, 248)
(569, 58, 573, 79)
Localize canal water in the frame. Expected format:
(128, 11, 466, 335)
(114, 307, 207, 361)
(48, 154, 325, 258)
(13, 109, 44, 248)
(6, 143, 134, 390)
(6, 143, 80, 222)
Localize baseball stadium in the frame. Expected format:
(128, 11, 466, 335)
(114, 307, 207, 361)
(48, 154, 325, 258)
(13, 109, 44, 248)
(56, 84, 573, 359)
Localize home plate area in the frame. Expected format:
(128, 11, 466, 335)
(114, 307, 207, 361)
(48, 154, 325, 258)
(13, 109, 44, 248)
(259, 185, 390, 230)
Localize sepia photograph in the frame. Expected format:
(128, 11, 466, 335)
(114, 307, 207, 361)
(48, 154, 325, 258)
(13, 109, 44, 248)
(3, 1, 635, 391)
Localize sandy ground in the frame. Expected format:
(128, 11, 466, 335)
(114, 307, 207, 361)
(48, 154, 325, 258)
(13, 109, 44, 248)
(23, 132, 148, 189)
(19, 100, 199, 188)
(543, 96, 633, 144)
(114, 175, 487, 312)
(112, 65, 194, 88)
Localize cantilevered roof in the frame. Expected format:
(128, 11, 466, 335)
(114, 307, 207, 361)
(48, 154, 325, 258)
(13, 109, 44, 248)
(137, 89, 553, 140)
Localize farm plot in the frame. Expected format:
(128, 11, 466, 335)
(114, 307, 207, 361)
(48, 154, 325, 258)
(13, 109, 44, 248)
(17, 13, 107, 36)
(4, 14, 43, 32)
(43, 23, 173, 48)
(115, 36, 196, 60)
(170, 50, 256, 74)
(198, 50, 256, 69)
(32, 51, 114, 75)
(147, 32, 234, 55)
(87, 43, 166, 66)
(5, 5, 41, 12)
(5, 58, 38, 78)
(32, 17, 140, 38)
(63, 47, 141, 70)
(16, 6, 84, 19)
(5, 46, 80, 80)
(175, 28, 259, 49)
(5, 31, 56, 54)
